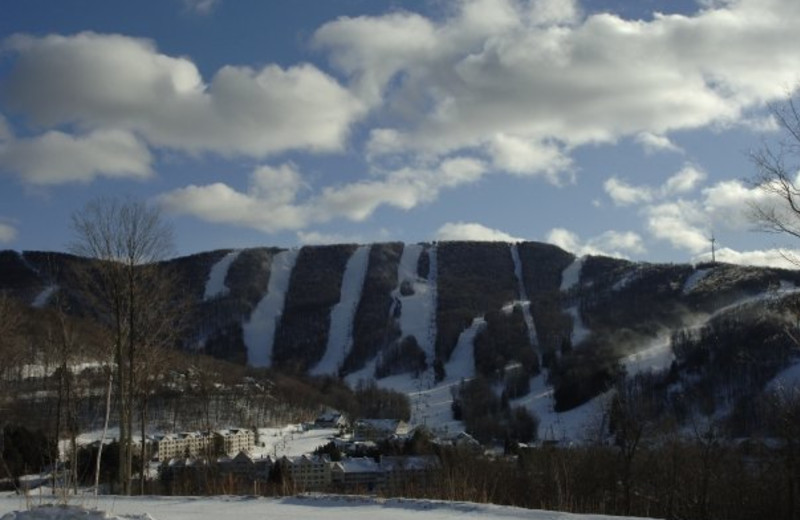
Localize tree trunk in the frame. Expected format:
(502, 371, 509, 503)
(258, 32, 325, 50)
(95, 368, 113, 495)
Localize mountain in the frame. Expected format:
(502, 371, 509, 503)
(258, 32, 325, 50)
(2, 241, 799, 439)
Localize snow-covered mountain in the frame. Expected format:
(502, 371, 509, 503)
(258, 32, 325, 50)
(3, 241, 799, 438)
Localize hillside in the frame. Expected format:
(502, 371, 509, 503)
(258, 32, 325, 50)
(1, 241, 799, 441)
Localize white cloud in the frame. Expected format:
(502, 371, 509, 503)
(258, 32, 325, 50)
(635, 132, 683, 154)
(0, 221, 17, 243)
(693, 247, 800, 269)
(182, 0, 220, 15)
(316, 0, 800, 169)
(296, 231, 364, 245)
(604, 177, 653, 206)
(645, 201, 710, 254)
(546, 227, 645, 257)
(0, 129, 152, 184)
(159, 157, 488, 233)
(3, 32, 365, 159)
(434, 222, 524, 242)
(662, 165, 707, 195)
(488, 134, 573, 183)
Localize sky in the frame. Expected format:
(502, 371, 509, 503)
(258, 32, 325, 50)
(2, 0, 800, 266)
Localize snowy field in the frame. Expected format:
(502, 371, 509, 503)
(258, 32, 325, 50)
(0, 494, 656, 520)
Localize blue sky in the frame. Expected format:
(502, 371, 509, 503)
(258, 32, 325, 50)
(1, 0, 800, 266)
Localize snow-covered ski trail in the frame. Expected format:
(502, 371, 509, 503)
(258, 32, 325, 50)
(203, 250, 241, 300)
(392, 243, 438, 362)
(311, 245, 371, 376)
(243, 248, 300, 367)
(19, 252, 57, 308)
(510, 243, 539, 349)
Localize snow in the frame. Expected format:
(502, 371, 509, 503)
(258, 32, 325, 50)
(32, 286, 57, 308)
(203, 251, 241, 301)
(346, 315, 482, 434)
(392, 244, 438, 361)
(510, 244, 538, 348)
(311, 246, 371, 376)
(682, 268, 712, 295)
(566, 306, 590, 346)
(0, 494, 657, 520)
(560, 257, 584, 292)
(766, 359, 800, 393)
(243, 249, 300, 368)
(252, 427, 338, 458)
(513, 376, 609, 443)
(622, 332, 674, 376)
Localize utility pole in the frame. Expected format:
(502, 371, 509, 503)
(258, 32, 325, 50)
(710, 233, 716, 264)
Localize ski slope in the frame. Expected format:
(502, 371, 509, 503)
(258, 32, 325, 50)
(311, 245, 371, 376)
(243, 249, 300, 367)
(510, 243, 539, 348)
(203, 250, 241, 300)
(560, 256, 584, 292)
(392, 244, 438, 361)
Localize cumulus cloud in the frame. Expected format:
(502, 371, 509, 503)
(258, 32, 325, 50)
(159, 157, 488, 232)
(693, 247, 800, 269)
(434, 222, 525, 242)
(604, 177, 653, 206)
(0, 129, 152, 184)
(546, 228, 645, 257)
(296, 231, 365, 245)
(0, 221, 17, 243)
(635, 132, 683, 154)
(316, 0, 800, 170)
(2, 32, 364, 159)
(645, 201, 710, 254)
(663, 165, 707, 195)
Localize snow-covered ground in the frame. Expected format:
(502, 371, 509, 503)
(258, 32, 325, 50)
(510, 243, 539, 348)
(243, 249, 300, 367)
(0, 494, 656, 520)
(346, 314, 481, 434)
(251, 427, 339, 458)
(203, 251, 241, 301)
(512, 375, 609, 444)
(32, 285, 57, 308)
(560, 257, 584, 292)
(682, 267, 712, 295)
(393, 244, 437, 361)
(622, 331, 674, 376)
(311, 245, 370, 376)
(565, 306, 590, 347)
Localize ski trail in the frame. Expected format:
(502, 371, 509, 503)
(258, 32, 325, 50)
(510, 243, 539, 348)
(311, 245, 371, 376)
(393, 244, 437, 361)
(203, 250, 241, 300)
(560, 256, 585, 292)
(243, 249, 300, 368)
(32, 285, 57, 308)
(428, 244, 438, 362)
(20, 252, 57, 307)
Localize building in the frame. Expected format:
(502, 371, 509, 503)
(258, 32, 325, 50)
(314, 410, 348, 429)
(150, 428, 255, 461)
(331, 457, 382, 492)
(279, 454, 332, 490)
(353, 419, 410, 441)
(152, 431, 210, 461)
(381, 455, 440, 494)
(214, 428, 256, 456)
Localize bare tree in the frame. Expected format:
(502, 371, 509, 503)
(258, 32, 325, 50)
(750, 95, 800, 247)
(69, 196, 176, 495)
